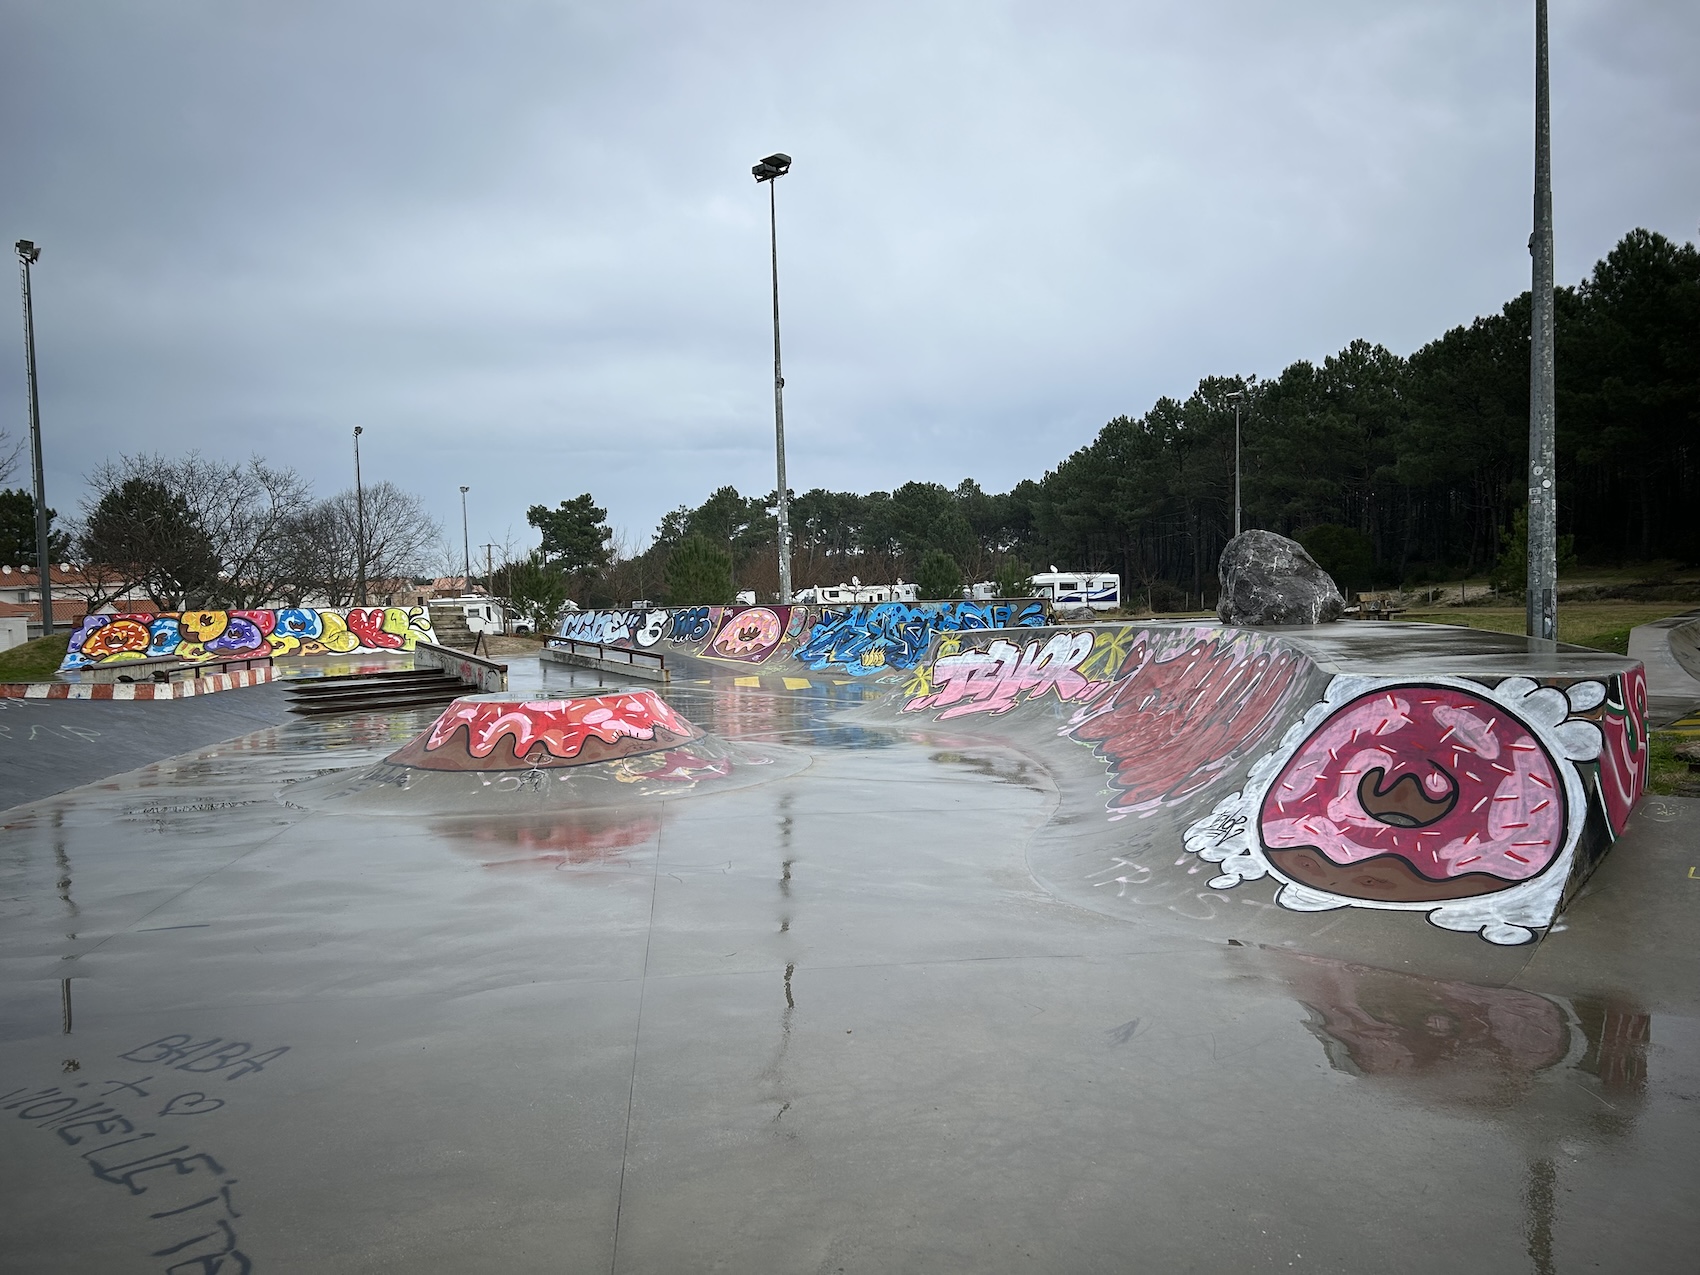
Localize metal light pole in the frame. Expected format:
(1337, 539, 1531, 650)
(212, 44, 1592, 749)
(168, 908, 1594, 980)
(353, 426, 368, 606)
(15, 240, 52, 636)
(1225, 388, 1245, 538)
(1527, 0, 1558, 642)
(752, 152, 794, 604)
(459, 485, 472, 590)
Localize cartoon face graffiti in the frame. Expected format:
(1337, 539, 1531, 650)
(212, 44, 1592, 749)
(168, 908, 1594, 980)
(206, 615, 266, 654)
(81, 618, 151, 660)
(178, 611, 230, 644)
(711, 607, 784, 661)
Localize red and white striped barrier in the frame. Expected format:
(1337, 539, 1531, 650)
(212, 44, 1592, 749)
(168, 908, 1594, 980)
(0, 666, 276, 700)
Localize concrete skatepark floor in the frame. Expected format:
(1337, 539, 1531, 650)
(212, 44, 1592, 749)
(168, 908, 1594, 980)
(2, 654, 1697, 1272)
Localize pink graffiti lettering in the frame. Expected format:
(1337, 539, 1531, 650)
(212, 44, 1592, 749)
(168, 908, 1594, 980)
(907, 632, 1108, 720)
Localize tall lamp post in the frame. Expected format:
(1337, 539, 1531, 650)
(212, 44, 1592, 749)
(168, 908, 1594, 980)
(15, 240, 52, 636)
(459, 485, 472, 591)
(1225, 388, 1246, 538)
(1526, 0, 1558, 642)
(752, 151, 794, 605)
(353, 427, 368, 606)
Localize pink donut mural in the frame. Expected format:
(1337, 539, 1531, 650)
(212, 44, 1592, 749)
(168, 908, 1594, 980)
(710, 606, 785, 662)
(1182, 674, 1607, 944)
(1256, 685, 1568, 902)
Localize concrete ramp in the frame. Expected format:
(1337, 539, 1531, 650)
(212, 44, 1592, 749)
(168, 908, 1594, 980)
(1629, 610, 1700, 725)
(869, 621, 1646, 946)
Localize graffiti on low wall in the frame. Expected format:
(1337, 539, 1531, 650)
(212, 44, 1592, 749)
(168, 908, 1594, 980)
(62, 607, 437, 669)
(792, 600, 1047, 675)
(555, 599, 1048, 674)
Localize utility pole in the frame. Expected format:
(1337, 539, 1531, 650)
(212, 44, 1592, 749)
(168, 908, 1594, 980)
(1526, 0, 1558, 643)
(482, 543, 498, 632)
(353, 427, 368, 606)
(1226, 388, 1245, 538)
(752, 152, 794, 604)
(459, 485, 472, 590)
(15, 240, 52, 636)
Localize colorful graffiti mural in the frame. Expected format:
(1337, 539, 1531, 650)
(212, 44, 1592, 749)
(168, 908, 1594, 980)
(554, 600, 1048, 674)
(1181, 674, 1624, 944)
(898, 622, 1647, 944)
(903, 626, 1317, 816)
(388, 690, 701, 771)
(1598, 665, 1649, 836)
(904, 631, 1109, 720)
(793, 600, 1047, 675)
(61, 607, 437, 669)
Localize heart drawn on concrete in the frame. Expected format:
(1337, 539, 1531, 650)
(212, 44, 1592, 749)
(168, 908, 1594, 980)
(160, 1092, 225, 1117)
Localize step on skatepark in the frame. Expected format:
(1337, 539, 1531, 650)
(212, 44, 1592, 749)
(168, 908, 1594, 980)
(1, 601, 1695, 1271)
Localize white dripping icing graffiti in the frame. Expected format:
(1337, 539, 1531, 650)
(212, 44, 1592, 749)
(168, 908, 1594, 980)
(1180, 675, 1604, 945)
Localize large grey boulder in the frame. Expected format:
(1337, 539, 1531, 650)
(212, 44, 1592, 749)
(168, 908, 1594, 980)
(1216, 530, 1344, 626)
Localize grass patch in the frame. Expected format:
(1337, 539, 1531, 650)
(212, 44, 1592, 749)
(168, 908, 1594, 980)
(1398, 602, 1691, 654)
(1648, 732, 1700, 798)
(0, 633, 70, 682)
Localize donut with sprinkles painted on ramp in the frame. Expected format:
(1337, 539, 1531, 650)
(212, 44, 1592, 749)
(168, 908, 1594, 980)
(1257, 684, 1566, 902)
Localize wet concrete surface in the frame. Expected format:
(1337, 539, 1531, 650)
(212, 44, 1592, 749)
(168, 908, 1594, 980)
(0, 683, 297, 813)
(1, 670, 1696, 1272)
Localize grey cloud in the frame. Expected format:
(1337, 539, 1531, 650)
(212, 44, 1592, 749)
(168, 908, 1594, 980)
(2, 0, 1695, 554)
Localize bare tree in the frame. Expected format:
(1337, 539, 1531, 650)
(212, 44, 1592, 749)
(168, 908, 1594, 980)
(279, 484, 440, 606)
(77, 453, 314, 608)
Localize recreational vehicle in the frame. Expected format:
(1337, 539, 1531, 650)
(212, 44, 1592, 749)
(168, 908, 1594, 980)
(794, 579, 919, 605)
(1027, 571, 1120, 611)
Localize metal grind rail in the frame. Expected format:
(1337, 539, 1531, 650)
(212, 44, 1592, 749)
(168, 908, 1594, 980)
(541, 637, 669, 682)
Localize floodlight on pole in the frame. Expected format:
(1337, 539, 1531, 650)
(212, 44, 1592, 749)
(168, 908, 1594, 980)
(353, 427, 368, 607)
(1526, 0, 1558, 643)
(15, 239, 52, 636)
(459, 486, 472, 590)
(1225, 388, 1246, 538)
(752, 152, 794, 604)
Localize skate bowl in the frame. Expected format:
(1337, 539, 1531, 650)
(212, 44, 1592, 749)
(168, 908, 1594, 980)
(1, 606, 1681, 1273)
(371, 605, 1651, 949)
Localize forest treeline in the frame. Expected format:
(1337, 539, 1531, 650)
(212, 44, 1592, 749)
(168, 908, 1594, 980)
(600, 227, 1696, 609)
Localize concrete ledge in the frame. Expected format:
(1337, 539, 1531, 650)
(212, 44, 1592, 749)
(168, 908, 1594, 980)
(0, 666, 277, 700)
(542, 638, 669, 682)
(413, 640, 508, 692)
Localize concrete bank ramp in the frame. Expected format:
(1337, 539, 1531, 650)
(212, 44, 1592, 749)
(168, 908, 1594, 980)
(854, 620, 1648, 951)
(1628, 610, 1700, 722)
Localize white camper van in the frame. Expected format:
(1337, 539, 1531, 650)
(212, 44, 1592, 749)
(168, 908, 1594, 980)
(794, 579, 918, 606)
(1027, 571, 1120, 611)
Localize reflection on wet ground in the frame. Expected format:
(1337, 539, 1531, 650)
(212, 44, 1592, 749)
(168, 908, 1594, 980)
(1274, 949, 1653, 1275)
(0, 667, 1694, 1272)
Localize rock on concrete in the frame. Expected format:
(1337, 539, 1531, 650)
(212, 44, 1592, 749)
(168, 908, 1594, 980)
(1217, 530, 1345, 626)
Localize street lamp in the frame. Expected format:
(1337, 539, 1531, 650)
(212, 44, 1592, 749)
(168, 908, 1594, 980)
(353, 427, 368, 606)
(1526, 0, 1558, 643)
(459, 485, 471, 591)
(752, 151, 794, 604)
(15, 239, 52, 636)
(1225, 388, 1246, 538)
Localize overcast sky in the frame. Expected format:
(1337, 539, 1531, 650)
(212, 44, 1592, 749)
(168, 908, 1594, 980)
(3, 0, 1696, 563)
